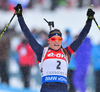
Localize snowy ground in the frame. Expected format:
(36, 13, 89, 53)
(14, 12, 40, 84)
(7, 58, 41, 91)
(0, 60, 41, 92)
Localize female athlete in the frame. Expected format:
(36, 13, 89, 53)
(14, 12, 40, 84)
(14, 4, 95, 92)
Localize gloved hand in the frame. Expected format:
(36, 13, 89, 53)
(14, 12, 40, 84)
(87, 9, 95, 20)
(14, 4, 22, 17)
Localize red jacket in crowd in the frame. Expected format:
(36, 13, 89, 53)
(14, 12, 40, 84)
(17, 42, 36, 66)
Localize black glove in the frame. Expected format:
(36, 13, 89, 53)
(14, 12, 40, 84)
(14, 4, 22, 17)
(87, 9, 95, 21)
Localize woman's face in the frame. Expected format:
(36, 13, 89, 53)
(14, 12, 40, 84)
(48, 35, 63, 50)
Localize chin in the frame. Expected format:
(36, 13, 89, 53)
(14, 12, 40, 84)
(53, 47, 60, 50)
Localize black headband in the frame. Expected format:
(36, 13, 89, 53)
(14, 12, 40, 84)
(48, 29, 62, 38)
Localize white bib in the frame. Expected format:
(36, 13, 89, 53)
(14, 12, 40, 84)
(39, 47, 69, 84)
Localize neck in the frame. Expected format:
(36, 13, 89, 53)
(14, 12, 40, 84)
(49, 47, 61, 51)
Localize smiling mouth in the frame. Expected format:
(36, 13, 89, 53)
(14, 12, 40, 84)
(54, 44, 59, 46)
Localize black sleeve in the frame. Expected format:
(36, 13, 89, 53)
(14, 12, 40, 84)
(65, 19, 92, 56)
(18, 17, 44, 62)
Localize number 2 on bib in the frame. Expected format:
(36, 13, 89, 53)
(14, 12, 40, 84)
(56, 61, 61, 69)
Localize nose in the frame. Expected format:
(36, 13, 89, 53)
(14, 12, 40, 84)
(55, 39, 59, 43)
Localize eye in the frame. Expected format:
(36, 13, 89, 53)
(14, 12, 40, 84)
(51, 37, 56, 41)
(58, 38, 63, 42)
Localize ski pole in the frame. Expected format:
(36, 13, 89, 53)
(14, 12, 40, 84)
(0, 13, 15, 39)
(93, 17, 100, 30)
(89, 4, 100, 30)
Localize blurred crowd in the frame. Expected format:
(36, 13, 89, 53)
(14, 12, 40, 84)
(0, 0, 100, 11)
(0, 27, 49, 89)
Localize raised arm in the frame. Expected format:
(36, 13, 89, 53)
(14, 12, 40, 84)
(65, 9, 95, 56)
(14, 4, 44, 62)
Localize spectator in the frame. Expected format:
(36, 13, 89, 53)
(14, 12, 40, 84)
(16, 34, 37, 88)
(50, 0, 59, 10)
(90, 0, 100, 7)
(0, 0, 8, 10)
(31, 28, 38, 39)
(67, 54, 76, 92)
(66, 0, 78, 8)
(0, 31, 10, 85)
(73, 37, 92, 92)
(62, 28, 73, 48)
(36, 30, 48, 46)
(91, 43, 100, 92)
(8, 0, 32, 11)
